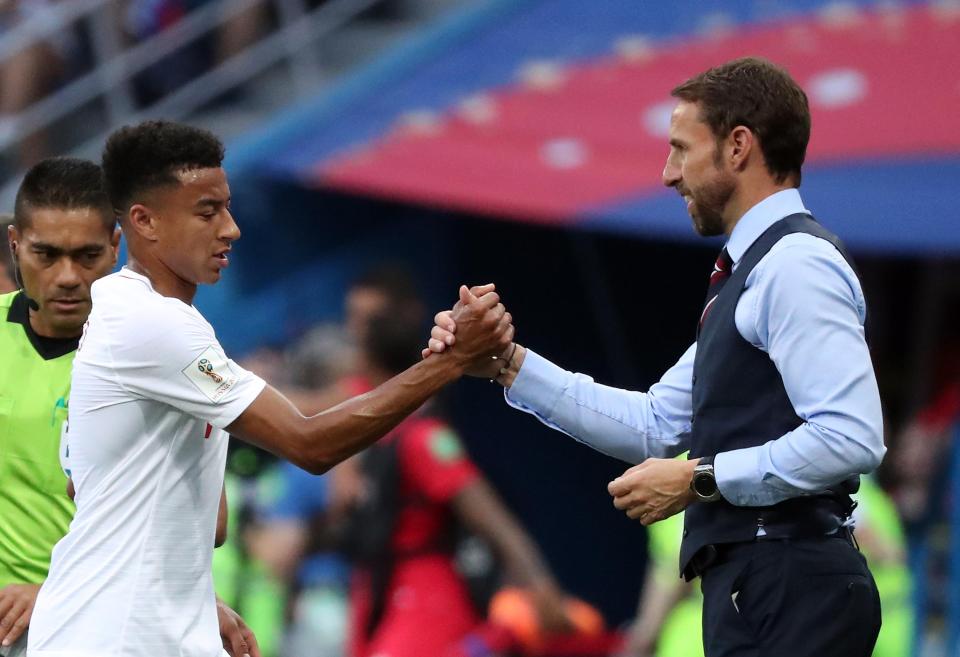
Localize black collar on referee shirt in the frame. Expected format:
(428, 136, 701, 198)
(6, 292, 79, 360)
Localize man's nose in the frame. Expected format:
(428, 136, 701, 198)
(54, 259, 82, 289)
(221, 210, 241, 242)
(662, 162, 681, 188)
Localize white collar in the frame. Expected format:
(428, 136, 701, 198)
(725, 189, 809, 265)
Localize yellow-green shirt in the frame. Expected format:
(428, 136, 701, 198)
(0, 291, 76, 586)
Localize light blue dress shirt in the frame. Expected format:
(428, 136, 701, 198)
(505, 189, 885, 507)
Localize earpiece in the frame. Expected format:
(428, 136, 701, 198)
(9, 241, 40, 311)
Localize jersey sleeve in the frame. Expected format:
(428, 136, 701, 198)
(400, 420, 479, 503)
(107, 301, 265, 429)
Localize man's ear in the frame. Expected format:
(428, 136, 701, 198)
(728, 125, 755, 173)
(110, 226, 121, 264)
(8, 223, 19, 260)
(127, 204, 160, 242)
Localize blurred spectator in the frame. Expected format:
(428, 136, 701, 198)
(285, 323, 356, 399)
(242, 263, 428, 656)
(213, 454, 287, 657)
(342, 304, 571, 657)
(852, 476, 912, 657)
(891, 343, 960, 527)
(1, 212, 15, 292)
(251, 458, 353, 657)
(267, 263, 427, 414)
(344, 262, 424, 349)
(0, 1, 74, 166)
(123, 0, 268, 106)
(245, 325, 356, 657)
(240, 265, 426, 657)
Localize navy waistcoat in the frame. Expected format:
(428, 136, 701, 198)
(680, 214, 860, 580)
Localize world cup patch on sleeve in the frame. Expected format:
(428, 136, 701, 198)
(182, 346, 239, 403)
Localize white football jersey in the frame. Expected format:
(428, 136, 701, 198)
(28, 268, 265, 657)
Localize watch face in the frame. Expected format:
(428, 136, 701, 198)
(694, 472, 718, 497)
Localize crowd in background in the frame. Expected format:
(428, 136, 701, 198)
(0, 0, 272, 163)
(0, 0, 382, 171)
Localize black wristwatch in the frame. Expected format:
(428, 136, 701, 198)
(690, 456, 723, 502)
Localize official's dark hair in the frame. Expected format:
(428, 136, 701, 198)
(363, 306, 424, 376)
(102, 120, 225, 214)
(672, 57, 810, 185)
(13, 158, 114, 232)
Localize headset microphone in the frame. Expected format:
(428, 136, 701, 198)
(9, 243, 40, 311)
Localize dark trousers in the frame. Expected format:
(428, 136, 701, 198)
(700, 533, 881, 657)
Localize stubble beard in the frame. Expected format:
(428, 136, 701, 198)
(687, 171, 736, 238)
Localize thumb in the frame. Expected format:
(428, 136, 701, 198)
(469, 283, 496, 296)
(458, 285, 477, 306)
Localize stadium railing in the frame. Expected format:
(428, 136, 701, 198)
(0, 0, 385, 199)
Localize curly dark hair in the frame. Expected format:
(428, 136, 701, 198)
(672, 57, 810, 185)
(13, 157, 114, 232)
(101, 120, 225, 214)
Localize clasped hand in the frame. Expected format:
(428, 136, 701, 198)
(607, 458, 700, 526)
(426, 284, 515, 378)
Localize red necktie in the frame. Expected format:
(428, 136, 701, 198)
(699, 248, 732, 330)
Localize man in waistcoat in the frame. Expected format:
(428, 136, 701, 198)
(423, 57, 885, 657)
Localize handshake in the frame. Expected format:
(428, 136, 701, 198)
(423, 283, 525, 384)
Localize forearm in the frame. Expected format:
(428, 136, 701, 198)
(501, 346, 693, 464)
(715, 418, 885, 506)
(281, 383, 353, 416)
(495, 524, 556, 588)
(303, 355, 463, 467)
(229, 353, 464, 474)
(626, 571, 691, 655)
(454, 480, 556, 587)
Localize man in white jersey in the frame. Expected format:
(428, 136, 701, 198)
(27, 121, 512, 657)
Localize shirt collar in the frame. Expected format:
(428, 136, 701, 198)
(116, 266, 197, 311)
(118, 265, 150, 285)
(725, 189, 809, 265)
(6, 291, 79, 360)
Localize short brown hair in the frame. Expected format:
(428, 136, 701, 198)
(672, 57, 810, 185)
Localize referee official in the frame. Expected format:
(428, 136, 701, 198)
(426, 57, 885, 657)
(0, 159, 256, 657)
(0, 159, 119, 657)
